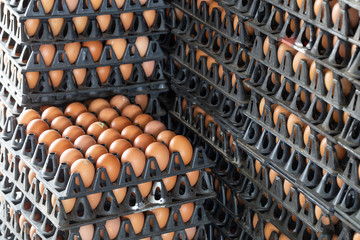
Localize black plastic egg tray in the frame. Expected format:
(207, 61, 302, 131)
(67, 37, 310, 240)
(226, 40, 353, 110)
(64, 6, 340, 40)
(0, 184, 212, 240)
(0, 1, 168, 44)
(213, 0, 260, 20)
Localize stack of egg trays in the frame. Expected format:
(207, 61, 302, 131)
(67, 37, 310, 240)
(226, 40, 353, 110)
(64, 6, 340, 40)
(0, 0, 169, 110)
(244, 0, 360, 232)
(0, 182, 212, 240)
(167, 92, 348, 238)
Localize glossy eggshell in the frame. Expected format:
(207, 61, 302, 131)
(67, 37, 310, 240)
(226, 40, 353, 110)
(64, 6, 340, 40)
(119, 63, 133, 81)
(111, 116, 132, 133)
(186, 170, 199, 186)
(85, 144, 108, 162)
(134, 37, 149, 57)
(144, 120, 166, 138)
(96, 14, 111, 32)
(73, 68, 87, 86)
(50, 116, 73, 134)
(138, 181, 152, 198)
(121, 125, 143, 143)
(109, 139, 132, 158)
(98, 129, 122, 148)
(82, 41, 103, 62)
(96, 153, 121, 182)
(41, 107, 63, 124)
(121, 147, 146, 177)
(178, 203, 194, 223)
(169, 135, 193, 165)
(49, 70, 64, 88)
(157, 130, 176, 146)
(38, 129, 61, 148)
(25, 19, 40, 37)
(74, 135, 96, 153)
(133, 114, 153, 129)
(48, 18, 64, 36)
(73, 16, 88, 34)
(39, 44, 56, 66)
(87, 122, 108, 139)
(123, 212, 144, 234)
(110, 95, 130, 112)
(18, 109, 41, 126)
(283, 180, 293, 195)
(26, 119, 49, 137)
(143, 10, 156, 27)
(62, 126, 86, 143)
(162, 175, 177, 191)
(98, 108, 119, 125)
(113, 187, 127, 204)
(64, 42, 81, 64)
(106, 39, 127, 60)
(133, 134, 156, 151)
(150, 207, 169, 228)
(102, 217, 121, 240)
(48, 138, 74, 157)
(70, 158, 95, 188)
(88, 99, 111, 115)
(121, 104, 143, 121)
(75, 112, 98, 130)
(59, 148, 83, 166)
(120, 12, 134, 31)
(51, 194, 76, 213)
(145, 142, 169, 171)
(64, 102, 87, 120)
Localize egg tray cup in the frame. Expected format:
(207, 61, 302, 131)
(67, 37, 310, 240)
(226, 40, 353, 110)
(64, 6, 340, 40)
(0, 58, 168, 108)
(206, 222, 253, 240)
(0, 188, 213, 240)
(0, 3, 168, 44)
(171, 22, 251, 79)
(3, 0, 169, 18)
(167, 0, 254, 48)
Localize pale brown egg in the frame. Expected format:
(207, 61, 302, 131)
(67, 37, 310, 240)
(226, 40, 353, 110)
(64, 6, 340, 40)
(98, 108, 119, 125)
(277, 43, 297, 64)
(102, 217, 121, 239)
(121, 147, 146, 176)
(134, 95, 148, 111)
(50, 116, 72, 134)
(110, 95, 130, 111)
(133, 133, 156, 151)
(114, 0, 125, 8)
(25, 19, 40, 37)
(169, 135, 193, 165)
(64, 43, 81, 64)
(51, 194, 76, 213)
(25, 72, 40, 89)
(106, 39, 127, 60)
(293, 52, 312, 73)
(18, 109, 41, 126)
(353, 233, 360, 240)
(74, 135, 96, 153)
(135, 37, 149, 57)
(143, 10, 156, 27)
(109, 139, 132, 158)
(287, 114, 306, 136)
(96, 153, 121, 182)
(96, 15, 111, 32)
(88, 98, 111, 115)
(85, 144, 108, 162)
(142, 60, 155, 77)
(82, 41, 103, 62)
(76, 112, 98, 130)
(111, 116, 132, 133)
(138, 181, 152, 198)
(70, 158, 95, 187)
(133, 114, 153, 129)
(62, 126, 85, 143)
(78, 224, 95, 240)
(145, 142, 169, 171)
(66, 0, 79, 12)
(120, 13, 134, 31)
(121, 125, 143, 143)
(113, 187, 127, 204)
(123, 212, 144, 234)
(96, 66, 111, 83)
(319, 138, 346, 160)
(178, 203, 194, 223)
(151, 207, 169, 228)
(89, 0, 102, 10)
(73, 17, 88, 34)
(98, 129, 122, 148)
(28, 170, 36, 185)
(157, 130, 176, 146)
(119, 64, 133, 81)
(48, 18, 64, 36)
(39, 45, 56, 66)
(41, 106, 63, 124)
(144, 120, 166, 138)
(315, 205, 339, 225)
(73, 68, 87, 86)
(162, 232, 175, 240)
(87, 121, 108, 139)
(27, 119, 50, 138)
(38, 129, 61, 148)
(59, 148, 83, 166)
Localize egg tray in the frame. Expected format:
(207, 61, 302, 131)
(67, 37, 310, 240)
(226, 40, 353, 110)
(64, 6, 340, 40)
(167, 0, 254, 48)
(0, 35, 166, 72)
(2, 0, 169, 18)
(247, 8, 360, 87)
(0, 4, 168, 44)
(0, 59, 168, 108)
(171, 23, 251, 80)
(0, 189, 212, 240)
(212, 0, 259, 20)
(206, 222, 253, 240)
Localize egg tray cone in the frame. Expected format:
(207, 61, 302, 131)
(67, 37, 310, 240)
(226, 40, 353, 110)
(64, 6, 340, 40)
(210, 0, 259, 20)
(0, 1, 168, 44)
(206, 222, 254, 240)
(0, 188, 213, 240)
(167, 0, 254, 48)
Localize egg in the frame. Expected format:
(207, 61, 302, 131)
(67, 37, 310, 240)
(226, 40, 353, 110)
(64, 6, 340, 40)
(332, 3, 359, 29)
(98, 129, 122, 148)
(75, 112, 98, 130)
(121, 147, 146, 177)
(120, 13, 134, 31)
(51, 194, 76, 213)
(121, 125, 143, 143)
(62, 126, 86, 142)
(157, 130, 176, 146)
(277, 43, 297, 64)
(119, 64, 133, 80)
(142, 60, 155, 77)
(38, 129, 61, 148)
(178, 203, 194, 223)
(279, 234, 290, 240)
(96, 15, 111, 32)
(110, 116, 132, 133)
(96, 66, 111, 83)
(82, 41, 103, 62)
(41, 107, 63, 124)
(26, 119, 50, 138)
(88, 98, 110, 115)
(144, 120, 166, 138)
(133, 114, 153, 129)
(66, 0, 79, 12)
(287, 114, 306, 136)
(151, 207, 169, 228)
(273, 106, 290, 125)
(292, 52, 312, 73)
(133, 133, 156, 151)
(25, 72, 40, 89)
(169, 135, 193, 165)
(324, 70, 352, 96)
(49, 138, 74, 157)
(64, 102, 87, 120)
(269, 169, 278, 184)
(315, 205, 339, 225)
(50, 116, 72, 134)
(73, 68, 87, 86)
(143, 10, 156, 27)
(78, 224, 95, 240)
(113, 187, 127, 204)
(134, 95, 148, 111)
(94, 153, 121, 183)
(337, 177, 344, 188)
(319, 138, 346, 160)
(110, 95, 130, 111)
(59, 148, 83, 166)
(73, 16, 88, 34)
(74, 135, 96, 153)
(106, 39, 127, 60)
(89, 0, 102, 10)
(135, 37, 149, 57)
(162, 232, 175, 240)
(48, 18, 64, 36)
(353, 233, 360, 240)
(123, 212, 144, 234)
(87, 121, 108, 139)
(39, 45, 56, 66)
(283, 179, 293, 195)
(85, 144, 108, 162)
(70, 158, 95, 187)
(98, 108, 119, 125)
(18, 109, 41, 126)
(64, 43, 81, 64)
(102, 217, 121, 240)
(49, 70, 64, 88)
(145, 142, 169, 171)
(25, 19, 40, 37)
(138, 181, 152, 198)
(109, 139, 132, 158)
(264, 223, 279, 240)
(186, 170, 199, 186)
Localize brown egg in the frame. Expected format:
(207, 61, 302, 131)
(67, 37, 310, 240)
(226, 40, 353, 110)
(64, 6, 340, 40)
(279, 234, 290, 240)
(66, 0, 79, 12)
(145, 142, 169, 171)
(64, 42, 81, 64)
(109, 139, 132, 158)
(157, 130, 176, 146)
(324, 70, 352, 96)
(96, 153, 121, 182)
(114, 0, 125, 8)
(134, 37, 149, 57)
(50, 116, 72, 134)
(98, 129, 122, 148)
(25, 19, 40, 37)
(73, 68, 87, 86)
(142, 60, 155, 77)
(106, 39, 127, 60)
(120, 13, 134, 30)
(73, 16, 88, 34)
(82, 41, 103, 62)
(28, 170, 36, 185)
(30, 226, 36, 239)
(59, 148, 83, 166)
(133, 114, 153, 129)
(151, 208, 169, 228)
(87, 121, 109, 139)
(264, 223, 279, 240)
(138, 181, 152, 198)
(62, 125, 85, 143)
(85, 144, 108, 162)
(332, 3, 359, 29)
(48, 18, 64, 36)
(78, 224, 95, 240)
(134, 95, 148, 111)
(315, 205, 339, 225)
(49, 70, 64, 88)
(269, 169, 278, 184)
(353, 233, 360, 240)
(273, 106, 290, 125)
(121, 125, 143, 143)
(51, 194, 76, 213)
(26, 119, 50, 138)
(101, 217, 121, 240)
(319, 138, 346, 160)
(25, 72, 40, 89)
(98, 108, 119, 125)
(186, 170, 199, 186)
(337, 177, 344, 188)
(111, 116, 132, 133)
(38, 129, 61, 148)
(64, 102, 87, 120)
(110, 95, 130, 112)
(162, 232, 175, 240)
(143, 10, 156, 27)
(96, 66, 111, 83)
(70, 158, 95, 187)
(18, 109, 41, 126)
(144, 120, 166, 138)
(283, 179, 293, 195)
(293, 52, 312, 73)
(113, 187, 127, 204)
(121, 147, 146, 177)
(277, 43, 297, 64)
(119, 64, 133, 80)
(96, 15, 111, 32)
(205, 115, 215, 128)
(88, 98, 111, 115)
(42, 107, 63, 124)
(287, 114, 306, 136)
(75, 112, 98, 130)
(74, 135, 96, 153)
(39, 45, 56, 67)
(169, 135, 193, 165)
(49, 138, 74, 157)
(121, 104, 143, 121)
(133, 133, 156, 151)
(178, 203, 194, 223)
